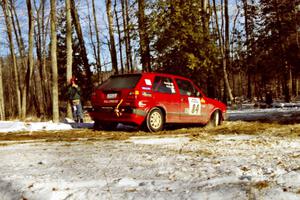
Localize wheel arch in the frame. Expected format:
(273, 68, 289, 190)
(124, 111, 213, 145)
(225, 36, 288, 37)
(209, 108, 223, 125)
(145, 105, 166, 123)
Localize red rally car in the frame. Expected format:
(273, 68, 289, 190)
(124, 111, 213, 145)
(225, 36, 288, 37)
(89, 73, 227, 132)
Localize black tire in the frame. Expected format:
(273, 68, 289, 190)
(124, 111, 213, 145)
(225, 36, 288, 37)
(93, 121, 118, 131)
(146, 108, 164, 132)
(207, 111, 221, 127)
(93, 120, 101, 130)
(101, 122, 118, 131)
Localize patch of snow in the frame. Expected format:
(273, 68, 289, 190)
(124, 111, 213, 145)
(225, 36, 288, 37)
(0, 121, 95, 133)
(261, 188, 300, 200)
(0, 121, 28, 132)
(27, 122, 73, 131)
(215, 135, 255, 141)
(117, 178, 139, 187)
(277, 171, 300, 188)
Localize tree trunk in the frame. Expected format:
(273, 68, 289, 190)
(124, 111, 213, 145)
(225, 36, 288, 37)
(1, 0, 22, 117)
(224, 0, 234, 103)
(121, 0, 131, 72)
(212, 0, 234, 104)
(124, 0, 133, 72)
(42, 6, 51, 114)
(138, 0, 151, 72)
(296, 78, 299, 97)
(33, 0, 46, 117)
(106, 0, 119, 74)
(66, 0, 73, 118)
(114, 0, 124, 74)
(92, 0, 102, 81)
(0, 59, 5, 120)
(242, 0, 252, 100)
(70, 0, 93, 98)
(10, 0, 26, 75)
(201, 0, 210, 39)
(51, 0, 59, 122)
(21, 0, 35, 119)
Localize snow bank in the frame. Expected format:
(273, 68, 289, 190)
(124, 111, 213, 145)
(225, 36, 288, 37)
(0, 121, 73, 133)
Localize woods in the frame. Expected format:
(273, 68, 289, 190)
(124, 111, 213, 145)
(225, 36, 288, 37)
(0, 0, 299, 120)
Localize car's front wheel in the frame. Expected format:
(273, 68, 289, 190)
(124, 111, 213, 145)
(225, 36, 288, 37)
(146, 108, 164, 132)
(207, 110, 222, 127)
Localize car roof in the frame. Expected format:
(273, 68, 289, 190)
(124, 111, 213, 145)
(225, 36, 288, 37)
(111, 72, 191, 81)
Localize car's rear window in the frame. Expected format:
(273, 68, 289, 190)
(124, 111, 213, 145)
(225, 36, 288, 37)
(100, 74, 142, 90)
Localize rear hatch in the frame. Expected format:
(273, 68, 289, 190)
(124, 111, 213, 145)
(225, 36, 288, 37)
(92, 74, 142, 107)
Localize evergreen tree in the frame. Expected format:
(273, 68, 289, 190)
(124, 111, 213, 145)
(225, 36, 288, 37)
(256, 0, 299, 101)
(149, 0, 220, 96)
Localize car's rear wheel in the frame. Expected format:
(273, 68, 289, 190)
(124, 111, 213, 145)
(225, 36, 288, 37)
(94, 120, 118, 131)
(93, 120, 101, 130)
(207, 110, 221, 127)
(146, 108, 164, 132)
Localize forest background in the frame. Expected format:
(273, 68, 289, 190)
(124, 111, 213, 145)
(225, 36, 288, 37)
(0, 0, 299, 122)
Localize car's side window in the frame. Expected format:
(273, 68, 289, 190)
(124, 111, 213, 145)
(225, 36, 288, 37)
(153, 76, 176, 94)
(175, 79, 201, 97)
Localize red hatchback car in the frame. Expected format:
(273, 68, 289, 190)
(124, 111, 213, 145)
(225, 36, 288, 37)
(89, 73, 226, 132)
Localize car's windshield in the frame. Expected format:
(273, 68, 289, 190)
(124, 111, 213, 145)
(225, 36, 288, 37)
(100, 74, 142, 90)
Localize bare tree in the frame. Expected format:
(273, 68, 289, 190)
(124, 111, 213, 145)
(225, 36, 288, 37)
(41, 1, 52, 113)
(1, 0, 22, 117)
(224, 0, 234, 103)
(50, 0, 59, 122)
(10, 0, 26, 73)
(106, 0, 119, 74)
(0, 58, 5, 120)
(92, 0, 102, 81)
(121, 0, 133, 72)
(212, 0, 234, 103)
(138, 0, 151, 72)
(33, 0, 48, 117)
(114, 0, 124, 74)
(66, 0, 72, 118)
(70, 0, 93, 94)
(20, 0, 35, 119)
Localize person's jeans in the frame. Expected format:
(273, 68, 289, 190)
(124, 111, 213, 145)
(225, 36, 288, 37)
(72, 101, 84, 123)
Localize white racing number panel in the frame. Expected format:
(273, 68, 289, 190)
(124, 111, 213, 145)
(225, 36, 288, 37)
(188, 97, 201, 115)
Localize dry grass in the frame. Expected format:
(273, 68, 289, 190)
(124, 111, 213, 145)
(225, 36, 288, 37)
(253, 180, 269, 190)
(0, 121, 299, 142)
(197, 121, 300, 137)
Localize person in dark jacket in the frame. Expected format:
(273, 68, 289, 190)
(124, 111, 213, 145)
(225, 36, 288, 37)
(67, 77, 84, 123)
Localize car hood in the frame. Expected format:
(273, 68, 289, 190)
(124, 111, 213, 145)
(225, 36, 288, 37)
(205, 97, 227, 112)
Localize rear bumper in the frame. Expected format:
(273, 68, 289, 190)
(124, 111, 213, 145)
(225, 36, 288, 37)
(89, 107, 147, 126)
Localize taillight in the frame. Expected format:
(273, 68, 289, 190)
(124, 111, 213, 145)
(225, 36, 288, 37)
(127, 90, 140, 99)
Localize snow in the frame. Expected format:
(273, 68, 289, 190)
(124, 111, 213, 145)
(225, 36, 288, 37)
(0, 133, 300, 199)
(228, 107, 300, 123)
(0, 120, 94, 133)
(0, 107, 300, 199)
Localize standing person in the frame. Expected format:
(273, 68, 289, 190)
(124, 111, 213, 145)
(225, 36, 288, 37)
(67, 77, 84, 123)
(265, 90, 273, 108)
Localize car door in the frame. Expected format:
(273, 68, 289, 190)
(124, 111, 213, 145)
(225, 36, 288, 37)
(175, 78, 206, 123)
(152, 76, 181, 123)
